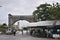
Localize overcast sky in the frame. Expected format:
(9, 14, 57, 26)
(0, 0, 60, 25)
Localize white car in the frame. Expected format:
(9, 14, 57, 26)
(0, 31, 2, 34)
(6, 29, 12, 34)
(53, 34, 60, 38)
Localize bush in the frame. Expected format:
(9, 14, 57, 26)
(0, 25, 6, 33)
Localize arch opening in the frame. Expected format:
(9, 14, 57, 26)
(13, 20, 29, 29)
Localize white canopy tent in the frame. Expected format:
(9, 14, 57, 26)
(27, 20, 60, 27)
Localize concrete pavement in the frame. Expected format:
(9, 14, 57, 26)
(0, 34, 59, 40)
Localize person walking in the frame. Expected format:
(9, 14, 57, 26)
(13, 29, 16, 36)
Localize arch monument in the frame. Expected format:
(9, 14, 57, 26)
(8, 14, 35, 28)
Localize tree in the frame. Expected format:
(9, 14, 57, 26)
(33, 2, 60, 21)
(50, 2, 60, 20)
(0, 23, 7, 33)
(2, 23, 7, 27)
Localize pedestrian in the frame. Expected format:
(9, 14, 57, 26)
(13, 29, 16, 36)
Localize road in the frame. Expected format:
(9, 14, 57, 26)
(0, 34, 60, 40)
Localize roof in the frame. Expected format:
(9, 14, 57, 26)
(28, 20, 60, 27)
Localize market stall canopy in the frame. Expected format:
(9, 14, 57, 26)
(27, 20, 60, 27)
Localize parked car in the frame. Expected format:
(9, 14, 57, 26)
(53, 34, 60, 39)
(52, 29, 60, 39)
(6, 28, 12, 35)
(31, 29, 47, 37)
(0, 31, 2, 34)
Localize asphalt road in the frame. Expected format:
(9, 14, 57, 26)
(0, 33, 60, 40)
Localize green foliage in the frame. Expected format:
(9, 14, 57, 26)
(23, 27, 28, 30)
(33, 2, 60, 21)
(0, 23, 7, 33)
(0, 28, 6, 33)
(2, 23, 7, 27)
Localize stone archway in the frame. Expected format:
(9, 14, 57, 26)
(8, 14, 34, 28)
